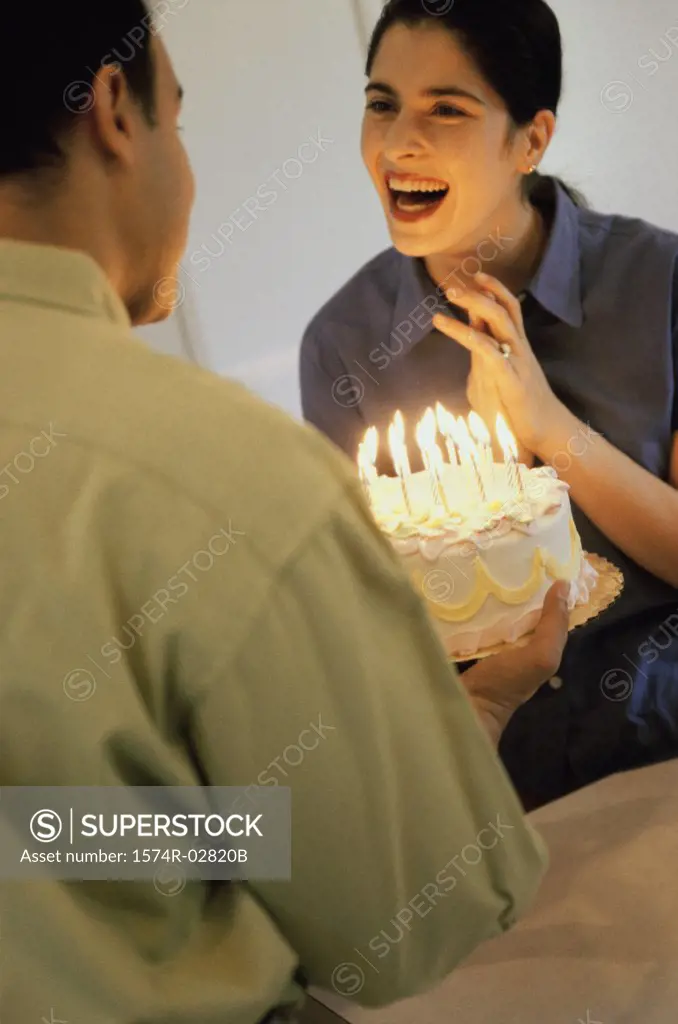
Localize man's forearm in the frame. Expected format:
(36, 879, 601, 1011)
(459, 657, 527, 747)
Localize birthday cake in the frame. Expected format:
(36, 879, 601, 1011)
(359, 411, 597, 659)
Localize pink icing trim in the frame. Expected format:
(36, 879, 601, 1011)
(442, 558, 598, 659)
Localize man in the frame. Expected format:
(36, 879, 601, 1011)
(0, 5, 569, 1023)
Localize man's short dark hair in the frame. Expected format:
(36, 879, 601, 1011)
(3, 2, 158, 178)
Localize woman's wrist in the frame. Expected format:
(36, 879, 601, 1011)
(532, 401, 581, 465)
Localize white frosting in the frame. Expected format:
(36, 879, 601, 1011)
(370, 462, 597, 658)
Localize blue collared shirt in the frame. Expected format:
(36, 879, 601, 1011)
(300, 180, 678, 759)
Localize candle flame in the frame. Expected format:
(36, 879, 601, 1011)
(423, 406, 437, 436)
(416, 407, 446, 473)
(455, 416, 487, 501)
(468, 411, 491, 447)
(415, 407, 438, 451)
(449, 417, 475, 473)
(496, 413, 518, 459)
(365, 426, 378, 464)
(358, 427, 379, 482)
(388, 424, 401, 473)
(389, 411, 411, 477)
(416, 408, 449, 509)
(435, 402, 456, 438)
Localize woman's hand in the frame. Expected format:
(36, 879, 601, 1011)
(433, 272, 568, 455)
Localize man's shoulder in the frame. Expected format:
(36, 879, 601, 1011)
(55, 331, 358, 558)
(302, 246, 402, 354)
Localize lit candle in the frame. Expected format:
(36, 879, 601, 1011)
(416, 408, 451, 513)
(435, 403, 459, 467)
(456, 417, 487, 504)
(446, 416, 469, 505)
(468, 411, 495, 498)
(496, 413, 525, 500)
(388, 411, 413, 516)
(357, 426, 379, 506)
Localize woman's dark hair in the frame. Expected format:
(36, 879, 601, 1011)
(366, 0, 587, 208)
(2, 1, 157, 179)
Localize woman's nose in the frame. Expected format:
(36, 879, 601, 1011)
(382, 113, 429, 162)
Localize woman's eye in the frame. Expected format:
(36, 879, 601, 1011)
(434, 104, 466, 118)
(366, 99, 395, 114)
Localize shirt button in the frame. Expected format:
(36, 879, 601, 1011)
(549, 676, 564, 690)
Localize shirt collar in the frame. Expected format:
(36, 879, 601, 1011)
(389, 179, 584, 345)
(0, 240, 131, 327)
(526, 181, 584, 328)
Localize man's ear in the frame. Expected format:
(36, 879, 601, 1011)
(88, 64, 138, 166)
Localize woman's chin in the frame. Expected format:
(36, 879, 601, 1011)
(388, 228, 442, 259)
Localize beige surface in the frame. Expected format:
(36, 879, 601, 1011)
(316, 758, 678, 1024)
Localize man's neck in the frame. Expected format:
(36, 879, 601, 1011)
(424, 196, 548, 298)
(0, 180, 119, 283)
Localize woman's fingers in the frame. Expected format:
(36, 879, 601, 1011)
(474, 272, 525, 336)
(447, 287, 518, 347)
(433, 312, 515, 372)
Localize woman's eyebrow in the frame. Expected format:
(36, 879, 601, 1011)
(365, 81, 398, 96)
(365, 81, 485, 105)
(426, 86, 486, 105)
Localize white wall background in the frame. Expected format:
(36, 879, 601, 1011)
(545, 0, 678, 226)
(138, 0, 678, 414)
(139, 0, 388, 410)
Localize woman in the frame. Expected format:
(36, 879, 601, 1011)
(300, 0, 678, 808)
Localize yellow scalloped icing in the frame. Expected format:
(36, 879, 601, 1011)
(414, 519, 581, 624)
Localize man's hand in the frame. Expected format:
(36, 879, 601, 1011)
(461, 581, 570, 744)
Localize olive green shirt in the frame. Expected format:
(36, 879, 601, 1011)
(0, 240, 546, 1024)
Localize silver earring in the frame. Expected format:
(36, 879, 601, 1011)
(528, 164, 538, 174)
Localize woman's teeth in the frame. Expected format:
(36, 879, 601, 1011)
(388, 178, 449, 214)
(389, 179, 448, 193)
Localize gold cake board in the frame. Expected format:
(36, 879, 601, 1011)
(449, 553, 624, 663)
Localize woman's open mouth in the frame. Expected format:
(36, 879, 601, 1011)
(386, 173, 450, 223)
